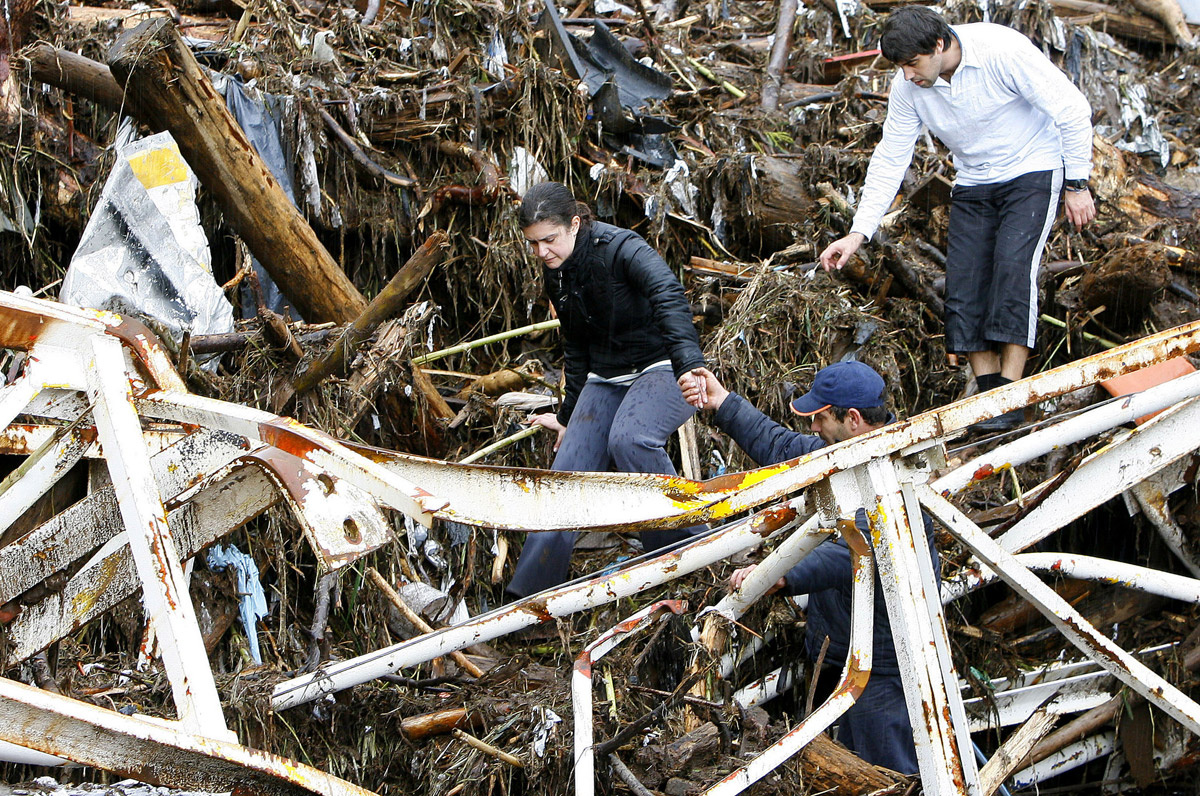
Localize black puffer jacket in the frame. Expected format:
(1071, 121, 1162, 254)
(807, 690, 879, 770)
(545, 222, 706, 424)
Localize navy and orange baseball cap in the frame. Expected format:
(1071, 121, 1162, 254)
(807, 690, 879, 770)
(790, 361, 887, 416)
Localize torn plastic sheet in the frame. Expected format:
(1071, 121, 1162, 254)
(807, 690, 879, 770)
(509, 147, 550, 197)
(205, 543, 269, 664)
(1102, 76, 1170, 168)
(531, 706, 562, 758)
(538, 0, 677, 167)
(59, 131, 235, 363)
(219, 76, 303, 320)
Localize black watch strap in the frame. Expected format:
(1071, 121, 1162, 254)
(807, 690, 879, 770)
(1063, 178, 1089, 192)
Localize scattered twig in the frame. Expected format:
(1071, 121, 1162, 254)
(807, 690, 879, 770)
(608, 753, 655, 796)
(365, 567, 485, 678)
(318, 107, 416, 188)
(452, 728, 525, 768)
(411, 320, 561, 366)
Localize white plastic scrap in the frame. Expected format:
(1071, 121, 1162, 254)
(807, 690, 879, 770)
(60, 131, 235, 354)
(509, 147, 550, 198)
(531, 706, 563, 758)
(484, 29, 509, 78)
(205, 543, 269, 664)
(664, 159, 699, 217)
(1110, 76, 1171, 168)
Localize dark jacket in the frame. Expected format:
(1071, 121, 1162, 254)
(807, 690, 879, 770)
(545, 222, 705, 424)
(713, 392, 938, 675)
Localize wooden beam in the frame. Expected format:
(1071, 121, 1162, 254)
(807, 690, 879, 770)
(106, 18, 368, 324)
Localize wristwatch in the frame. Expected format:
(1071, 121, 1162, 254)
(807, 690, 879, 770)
(1063, 178, 1090, 193)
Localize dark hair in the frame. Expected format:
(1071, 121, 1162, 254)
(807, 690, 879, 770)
(830, 404, 892, 426)
(879, 6, 953, 64)
(519, 181, 594, 229)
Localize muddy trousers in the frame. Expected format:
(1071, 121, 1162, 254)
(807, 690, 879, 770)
(506, 368, 700, 599)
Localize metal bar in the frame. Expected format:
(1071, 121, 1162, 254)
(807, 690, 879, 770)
(0, 675, 379, 796)
(994, 397, 1200, 555)
(272, 502, 807, 710)
(573, 601, 685, 796)
(0, 366, 41, 434)
(963, 670, 1113, 732)
(869, 457, 979, 795)
(933, 368, 1200, 496)
(919, 485, 1200, 734)
(701, 520, 875, 796)
(0, 411, 93, 536)
(1129, 469, 1200, 578)
(1006, 732, 1116, 790)
(4, 465, 279, 662)
(85, 335, 228, 739)
(732, 665, 798, 710)
(949, 552, 1200, 603)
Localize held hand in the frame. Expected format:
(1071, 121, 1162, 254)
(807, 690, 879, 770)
(729, 564, 786, 595)
(1063, 189, 1096, 230)
(819, 233, 865, 272)
(526, 412, 567, 452)
(678, 367, 729, 411)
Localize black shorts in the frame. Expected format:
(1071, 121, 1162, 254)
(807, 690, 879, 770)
(944, 169, 1061, 353)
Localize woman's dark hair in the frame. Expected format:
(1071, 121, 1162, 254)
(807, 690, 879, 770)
(519, 181, 593, 229)
(879, 6, 954, 64)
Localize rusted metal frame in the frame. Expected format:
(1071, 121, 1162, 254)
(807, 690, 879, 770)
(0, 675, 379, 796)
(696, 513, 826, 634)
(5, 463, 279, 662)
(0, 420, 185, 457)
(993, 396, 1200, 556)
(732, 665, 798, 709)
(0, 364, 43, 431)
(1129, 464, 1200, 578)
(868, 454, 980, 795)
(1007, 732, 1116, 790)
(919, 486, 1200, 734)
(672, 320, 1200, 526)
(963, 670, 1114, 732)
(941, 397, 1200, 603)
(0, 429, 250, 606)
(934, 368, 1200, 497)
(573, 600, 686, 796)
(213, 321, 1200, 538)
(951, 552, 1200, 603)
(700, 520, 876, 796)
(272, 502, 809, 710)
(366, 446, 740, 532)
(237, 447, 392, 571)
(85, 334, 229, 739)
(137, 391, 448, 527)
(0, 410, 94, 535)
(0, 290, 184, 393)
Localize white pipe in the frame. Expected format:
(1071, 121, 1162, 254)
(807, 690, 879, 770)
(946, 552, 1200, 604)
(573, 601, 685, 796)
(934, 369, 1200, 496)
(1006, 732, 1116, 789)
(703, 526, 875, 796)
(273, 501, 811, 710)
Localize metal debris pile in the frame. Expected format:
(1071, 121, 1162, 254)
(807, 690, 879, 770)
(2, 0, 1200, 794)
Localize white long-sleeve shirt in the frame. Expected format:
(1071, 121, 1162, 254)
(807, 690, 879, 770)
(850, 23, 1094, 240)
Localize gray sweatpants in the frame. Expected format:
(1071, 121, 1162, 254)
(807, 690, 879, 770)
(506, 367, 699, 598)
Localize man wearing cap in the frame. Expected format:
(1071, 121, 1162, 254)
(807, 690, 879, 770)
(679, 361, 935, 774)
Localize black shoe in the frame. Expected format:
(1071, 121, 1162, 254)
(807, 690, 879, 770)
(967, 407, 1024, 436)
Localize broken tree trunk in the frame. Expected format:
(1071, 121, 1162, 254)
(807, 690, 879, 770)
(761, 0, 798, 112)
(291, 231, 449, 397)
(23, 44, 124, 110)
(106, 18, 368, 324)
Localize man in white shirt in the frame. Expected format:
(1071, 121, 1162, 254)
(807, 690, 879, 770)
(819, 7, 1097, 432)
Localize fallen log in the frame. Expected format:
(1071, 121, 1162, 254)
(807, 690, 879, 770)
(106, 18, 368, 324)
(291, 231, 448, 397)
(22, 44, 124, 109)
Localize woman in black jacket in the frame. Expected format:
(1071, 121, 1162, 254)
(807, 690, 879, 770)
(506, 181, 706, 598)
